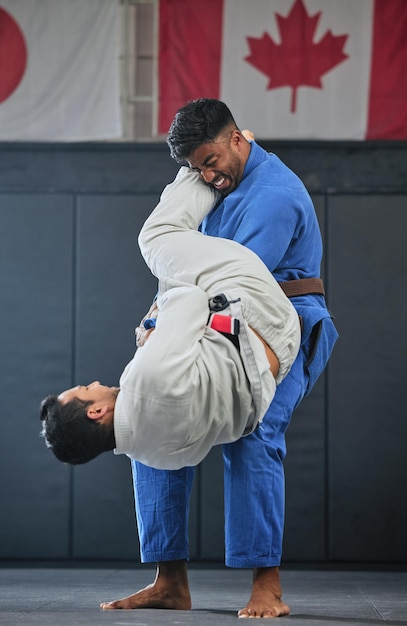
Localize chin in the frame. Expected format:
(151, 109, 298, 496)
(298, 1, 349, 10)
(222, 183, 236, 197)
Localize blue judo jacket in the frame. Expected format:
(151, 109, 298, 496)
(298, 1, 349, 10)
(202, 141, 338, 394)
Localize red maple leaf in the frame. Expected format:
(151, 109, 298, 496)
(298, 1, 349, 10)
(245, 0, 349, 113)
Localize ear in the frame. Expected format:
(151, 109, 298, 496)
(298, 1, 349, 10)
(230, 129, 242, 146)
(86, 404, 109, 420)
(231, 129, 249, 155)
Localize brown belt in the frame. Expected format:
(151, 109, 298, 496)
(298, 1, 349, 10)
(209, 281, 325, 379)
(278, 277, 325, 298)
(249, 278, 324, 376)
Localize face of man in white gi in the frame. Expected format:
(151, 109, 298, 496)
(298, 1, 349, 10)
(58, 381, 119, 425)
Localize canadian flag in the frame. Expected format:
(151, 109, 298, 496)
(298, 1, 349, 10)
(0, 0, 121, 141)
(158, 0, 407, 140)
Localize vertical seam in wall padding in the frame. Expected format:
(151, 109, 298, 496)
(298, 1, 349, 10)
(68, 193, 79, 560)
(324, 191, 331, 562)
(197, 465, 202, 560)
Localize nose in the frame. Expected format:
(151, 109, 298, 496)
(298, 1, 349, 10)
(88, 381, 101, 388)
(200, 168, 216, 184)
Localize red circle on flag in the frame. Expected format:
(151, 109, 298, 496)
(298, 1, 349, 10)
(0, 7, 27, 103)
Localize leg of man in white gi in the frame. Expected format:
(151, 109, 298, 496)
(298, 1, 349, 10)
(138, 166, 300, 387)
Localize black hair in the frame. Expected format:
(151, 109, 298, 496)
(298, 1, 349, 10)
(40, 395, 115, 465)
(167, 98, 238, 163)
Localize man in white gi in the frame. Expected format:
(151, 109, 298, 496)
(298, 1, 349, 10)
(40, 167, 300, 470)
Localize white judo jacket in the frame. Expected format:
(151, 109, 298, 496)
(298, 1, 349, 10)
(113, 168, 300, 469)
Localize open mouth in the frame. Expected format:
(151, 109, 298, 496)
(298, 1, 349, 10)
(213, 176, 227, 190)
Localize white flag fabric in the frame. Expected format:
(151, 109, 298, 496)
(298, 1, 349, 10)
(158, 0, 407, 140)
(0, 0, 122, 141)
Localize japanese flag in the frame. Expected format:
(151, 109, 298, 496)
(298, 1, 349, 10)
(0, 0, 121, 141)
(158, 0, 407, 140)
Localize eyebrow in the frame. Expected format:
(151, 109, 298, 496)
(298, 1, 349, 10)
(203, 151, 218, 166)
(189, 147, 218, 171)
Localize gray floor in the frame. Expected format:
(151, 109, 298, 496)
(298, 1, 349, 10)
(0, 565, 406, 625)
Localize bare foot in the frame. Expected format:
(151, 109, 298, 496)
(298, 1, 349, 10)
(100, 560, 191, 611)
(238, 566, 290, 618)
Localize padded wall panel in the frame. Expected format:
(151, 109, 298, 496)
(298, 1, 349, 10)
(199, 448, 225, 561)
(0, 194, 73, 558)
(1, 143, 406, 564)
(284, 196, 328, 562)
(72, 193, 161, 560)
(284, 375, 327, 562)
(329, 194, 407, 562)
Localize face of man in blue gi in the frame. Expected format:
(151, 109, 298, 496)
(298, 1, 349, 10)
(187, 128, 249, 197)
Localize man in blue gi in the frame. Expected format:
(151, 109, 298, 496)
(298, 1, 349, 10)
(101, 99, 338, 618)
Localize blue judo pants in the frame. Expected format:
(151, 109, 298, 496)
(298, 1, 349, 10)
(131, 344, 309, 568)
